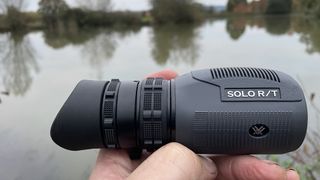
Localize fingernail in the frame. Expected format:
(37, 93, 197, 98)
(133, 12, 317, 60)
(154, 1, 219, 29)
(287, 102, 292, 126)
(200, 156, 218, 176)
(286, 168, 300, 180)
(262, 160, 280, 166)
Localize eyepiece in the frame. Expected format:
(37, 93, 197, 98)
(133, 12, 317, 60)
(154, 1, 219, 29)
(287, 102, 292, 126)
(51, 80, 107, 150)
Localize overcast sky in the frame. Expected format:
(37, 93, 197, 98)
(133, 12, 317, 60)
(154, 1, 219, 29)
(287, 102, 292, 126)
(27, 0, 228, 11)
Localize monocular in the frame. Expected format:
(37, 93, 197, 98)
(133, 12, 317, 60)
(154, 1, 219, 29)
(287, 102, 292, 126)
(51, 68, 307, 156)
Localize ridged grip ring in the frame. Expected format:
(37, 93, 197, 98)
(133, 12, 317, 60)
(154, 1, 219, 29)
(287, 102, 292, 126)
(102, 79, 120, 148)
(139, 78, 169, 150)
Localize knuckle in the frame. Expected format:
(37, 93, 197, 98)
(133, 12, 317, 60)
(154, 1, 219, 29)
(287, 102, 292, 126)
(231, 159, 286, 180)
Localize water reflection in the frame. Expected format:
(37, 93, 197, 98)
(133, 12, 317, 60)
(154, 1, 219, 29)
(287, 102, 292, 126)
(151, 24, 200, 65)
(80, 27, 141, 79)
(0, 17, 319, 103)
(43, 26, 142, 79)
(299, 20, 320, 54)
(81, 31, 116, 79)
(264, 16, 291, 35)
(38, 16, 320, 68)
(43, 26, 96, 49)
(0, 91, 9, 104)
(0, 31, 39, 96)
(226, 15, 291, 41)
(224, 15, 320, 56)
(226, 17, 247, 40)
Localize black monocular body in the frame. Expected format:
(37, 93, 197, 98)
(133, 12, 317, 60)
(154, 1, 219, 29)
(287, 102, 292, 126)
(51, 68, 308, 155)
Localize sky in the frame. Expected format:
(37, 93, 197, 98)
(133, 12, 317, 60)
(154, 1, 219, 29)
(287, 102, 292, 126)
(27, 0, 228, 11)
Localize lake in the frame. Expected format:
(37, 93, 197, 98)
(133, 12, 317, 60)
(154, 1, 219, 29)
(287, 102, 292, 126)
(0, 16, 319, 179)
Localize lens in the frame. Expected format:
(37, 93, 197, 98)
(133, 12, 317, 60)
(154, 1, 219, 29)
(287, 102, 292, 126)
(51, 68, 308, 155)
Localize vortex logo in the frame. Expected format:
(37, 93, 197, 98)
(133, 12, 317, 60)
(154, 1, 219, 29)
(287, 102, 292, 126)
(249, 124, 269, 137)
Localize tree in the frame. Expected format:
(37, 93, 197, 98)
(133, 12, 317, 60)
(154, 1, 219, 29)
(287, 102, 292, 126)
(0, 0, 27, 30)
(38, 0, 69, 18)
(227, 0, 247, 12)
(266, 0, 292, 14)
(76, 0, 113, 12)
(301, 0, 320, 18)
(150, 0, 197, 23)
(0, 0, 27, 14)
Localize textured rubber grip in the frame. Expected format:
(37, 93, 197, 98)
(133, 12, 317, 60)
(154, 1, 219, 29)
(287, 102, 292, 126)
(193, 111, 292, 152)
(102, 79, 120, 148)
(139, 78, 169, 150)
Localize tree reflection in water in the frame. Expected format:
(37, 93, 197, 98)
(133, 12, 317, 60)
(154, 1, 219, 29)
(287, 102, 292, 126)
(226, 15, 291, 39)
(264, 16, 291, 35)
(80, 28, 140, 79)
(0, 31, 39, 97)
(81, 31, 116, 79)
(43, 25, 141, 79)
(151, 24, 200, 66)
(299, 20, 320, 54)
(225, 15, 320, 56)
(226, 17, 247, 40)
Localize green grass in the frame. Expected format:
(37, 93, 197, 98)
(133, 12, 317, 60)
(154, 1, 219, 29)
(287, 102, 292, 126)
(268, 155, 320, 180)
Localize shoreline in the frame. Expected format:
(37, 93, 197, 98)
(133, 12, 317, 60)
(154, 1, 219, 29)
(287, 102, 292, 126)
(0, 11, 305, 33)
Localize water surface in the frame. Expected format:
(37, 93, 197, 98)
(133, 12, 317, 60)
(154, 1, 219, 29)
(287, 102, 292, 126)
(1, 16, 320, 179)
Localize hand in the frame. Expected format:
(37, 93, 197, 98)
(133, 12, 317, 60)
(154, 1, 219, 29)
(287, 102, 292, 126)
(90, 70, 300, 180)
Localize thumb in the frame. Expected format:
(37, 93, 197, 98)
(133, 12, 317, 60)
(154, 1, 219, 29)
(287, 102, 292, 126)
(127, 143, 218, 180)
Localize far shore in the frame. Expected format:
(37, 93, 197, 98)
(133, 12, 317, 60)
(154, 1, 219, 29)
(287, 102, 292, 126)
(1, 9, 307, 33)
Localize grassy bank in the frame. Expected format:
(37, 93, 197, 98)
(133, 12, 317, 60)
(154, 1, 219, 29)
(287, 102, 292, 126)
(0, 1, 215, 32)
(0, 12, 44, 32)
(0, 10, 261, 32)
(0, 10, 152, 32)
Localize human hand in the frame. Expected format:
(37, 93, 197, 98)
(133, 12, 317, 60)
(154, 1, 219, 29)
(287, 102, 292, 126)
(90, 70, 299, 180)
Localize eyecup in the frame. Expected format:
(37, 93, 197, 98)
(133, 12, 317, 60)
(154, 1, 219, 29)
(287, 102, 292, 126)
(51, 80, 107, 150)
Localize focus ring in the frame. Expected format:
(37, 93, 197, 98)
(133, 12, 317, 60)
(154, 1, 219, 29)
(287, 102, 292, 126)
(140, 78, 168, 150)
(102, 79, 120, 148)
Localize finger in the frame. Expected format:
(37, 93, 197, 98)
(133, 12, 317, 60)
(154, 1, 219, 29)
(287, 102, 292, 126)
(127, 142, 218, 180)
(287, 169, 300, 180)
(146, 69, 178, 80)
(89, 149, 134, 180)
(130, 151, 152, 169)
(212, 156, 300, 180)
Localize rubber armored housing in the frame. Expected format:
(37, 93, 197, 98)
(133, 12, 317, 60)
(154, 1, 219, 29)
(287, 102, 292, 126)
(51, 68, 308, 155)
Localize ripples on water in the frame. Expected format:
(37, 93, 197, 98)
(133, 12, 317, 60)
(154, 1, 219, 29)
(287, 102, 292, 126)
(0, 16, 320, 179)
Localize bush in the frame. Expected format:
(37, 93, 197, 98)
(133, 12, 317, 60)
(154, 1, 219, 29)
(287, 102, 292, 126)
(66, 9, 143, 27)
(150, 0, 199, 23)
(302, 0, 320, 18)
(266, 0, 292, 14)
(5, 6, 26, 30)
